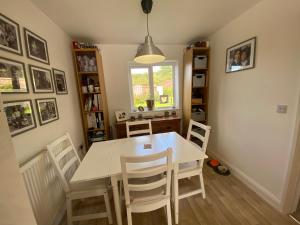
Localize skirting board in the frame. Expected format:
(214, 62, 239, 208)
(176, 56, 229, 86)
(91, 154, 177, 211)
(208, 151, 282, 211)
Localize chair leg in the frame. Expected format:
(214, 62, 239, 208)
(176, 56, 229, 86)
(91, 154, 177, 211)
(119, 180, 123, 207)
(104, 191, 113, 224)
(166, 201, 172, 225)
(199, 172, 206, 199)
(126, 207, 133, 225)
(66, 197, 72, 225)
(173, 172, 179, 224)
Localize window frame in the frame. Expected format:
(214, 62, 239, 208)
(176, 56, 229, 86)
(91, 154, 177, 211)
(128, 61, 178, 111)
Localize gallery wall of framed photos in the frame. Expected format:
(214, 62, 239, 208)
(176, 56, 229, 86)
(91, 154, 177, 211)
(1, 0, 84, 163)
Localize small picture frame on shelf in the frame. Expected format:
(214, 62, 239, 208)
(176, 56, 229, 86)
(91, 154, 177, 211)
(24, 28, 50, 65)
(29, 65, 54, 93)
(225, 37, 256, 73)
(52, 68, 68, 94)
(115, 110, 128, 122)
(0, 57, 29, 93)
(3, 100, 36, 136)
(0, 13, 23, 55)
(35, 98, 59, 125)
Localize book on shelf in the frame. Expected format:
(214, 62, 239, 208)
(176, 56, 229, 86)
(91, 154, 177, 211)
(86, 112, 103, 129)
(84, 94, 103, 112)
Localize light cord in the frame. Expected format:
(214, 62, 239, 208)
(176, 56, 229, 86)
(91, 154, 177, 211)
(147, 13, 149, 36)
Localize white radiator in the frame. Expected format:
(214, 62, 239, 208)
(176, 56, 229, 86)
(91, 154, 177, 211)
(20, 150, 65, 225)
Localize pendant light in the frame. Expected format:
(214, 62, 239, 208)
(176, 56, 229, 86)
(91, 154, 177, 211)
(134, 0, 165, 64)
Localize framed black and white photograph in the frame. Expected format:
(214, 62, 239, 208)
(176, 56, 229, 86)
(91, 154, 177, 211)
(35, 98, 59, 125)
(0, 14, 22, 55)
(225, 37, 256, 73)
(3, 100, 36, 136)
(24, 28, 50, 64)
(115, 110, 128, 122)
(0, 57, 29, 93)
(52, 68, 68, 94)
(29, 65, 54, 93)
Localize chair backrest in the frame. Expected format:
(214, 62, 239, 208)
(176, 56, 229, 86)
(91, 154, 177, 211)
(46, 133, 81, 193)
(120, 148, 172, 207)
(126, 120, 152, 138)
(187, 119, 211, 154)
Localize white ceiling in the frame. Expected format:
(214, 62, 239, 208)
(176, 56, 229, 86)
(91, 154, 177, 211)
(30, 0, 261, 44)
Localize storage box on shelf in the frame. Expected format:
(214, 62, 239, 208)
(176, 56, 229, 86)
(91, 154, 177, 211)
(72, 47, 110, 149)
(183, 47, 210, 135)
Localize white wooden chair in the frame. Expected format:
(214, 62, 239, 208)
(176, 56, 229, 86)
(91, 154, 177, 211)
(120, 148, 173, 225)
(46, 133, 113, 225)
(126, 120, 152, 138)
(172, 120, 211, 224)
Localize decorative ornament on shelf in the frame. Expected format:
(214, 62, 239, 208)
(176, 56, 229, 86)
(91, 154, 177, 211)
(134, 0, 165, 64)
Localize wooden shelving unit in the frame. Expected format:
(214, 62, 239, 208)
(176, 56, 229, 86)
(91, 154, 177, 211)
(72, 48, 110, 150)
(183, 47, 210, 135)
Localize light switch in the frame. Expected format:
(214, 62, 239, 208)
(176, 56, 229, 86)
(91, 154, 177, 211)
(277, 105, 288, 114)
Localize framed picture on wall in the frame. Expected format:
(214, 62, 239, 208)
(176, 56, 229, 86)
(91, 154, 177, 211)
(0, 57, 29, 93)
(225, 37, 256, 73)
(35, 98, 59, 125)
(3, 100, 36, 136)
(52, 68, 68, 94)
(0, 13, 23, 55)
(24, 28, 50, 65)
(29, 65, 54, 93)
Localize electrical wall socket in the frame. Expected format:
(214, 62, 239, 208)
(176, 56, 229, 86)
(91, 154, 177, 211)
(277, 105, 288, 114)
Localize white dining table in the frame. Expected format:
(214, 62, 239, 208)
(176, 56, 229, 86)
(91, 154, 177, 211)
(71, 132, 208, 225)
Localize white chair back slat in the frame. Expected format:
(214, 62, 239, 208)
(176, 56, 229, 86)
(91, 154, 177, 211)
(121, 148, 172, 207)
(127, 165, 167, 178)
(190, 130, 205, 142)
(187, 119, 211, 154)
(47, 133, 81, 193)
(128, 177, 167, 192)
(56, 145, 73, 162)
(126, 120, 152, 138)
(62, 156, 78, 175)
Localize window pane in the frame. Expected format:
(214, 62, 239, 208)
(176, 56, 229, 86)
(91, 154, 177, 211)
(130, 68, 150, 108)
(153, 65, 174, 108)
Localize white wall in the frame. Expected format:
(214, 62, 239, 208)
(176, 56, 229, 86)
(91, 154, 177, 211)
(1, 0, 84, 163)
(208, 0, 300, 209)
(99, 44, 185, 135)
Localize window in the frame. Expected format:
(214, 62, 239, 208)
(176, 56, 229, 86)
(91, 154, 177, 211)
(129, 61, 178, 111)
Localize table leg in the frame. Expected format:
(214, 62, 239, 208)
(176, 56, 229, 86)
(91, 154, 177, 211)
(111, 175, 122, 225)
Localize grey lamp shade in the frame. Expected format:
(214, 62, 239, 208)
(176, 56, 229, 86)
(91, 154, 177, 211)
(134, 35, 165, 64)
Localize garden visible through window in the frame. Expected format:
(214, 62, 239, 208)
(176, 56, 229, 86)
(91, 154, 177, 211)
(129, 62, 177, 110)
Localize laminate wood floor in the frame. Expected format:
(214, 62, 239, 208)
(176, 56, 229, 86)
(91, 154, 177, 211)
(61, 163, 297, 225)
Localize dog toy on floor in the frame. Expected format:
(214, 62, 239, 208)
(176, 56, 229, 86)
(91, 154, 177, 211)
(207, 159, 231, 176)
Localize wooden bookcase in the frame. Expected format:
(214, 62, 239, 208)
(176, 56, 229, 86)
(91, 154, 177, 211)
(183, 47, 210, 135)
(72, 48, 110, 149)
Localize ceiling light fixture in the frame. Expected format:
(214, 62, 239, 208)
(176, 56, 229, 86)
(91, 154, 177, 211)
(134, 0, 165, 64)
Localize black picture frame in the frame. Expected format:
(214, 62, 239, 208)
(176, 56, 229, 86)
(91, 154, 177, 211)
(29, 64, 54, 93)
(52, 68, 68, 94)
(24, 28, 50, 65)
(0, 13, 23, 56)
(0, 56, 29, 93)
(225, 37, 256, 73)
(35, 98, 59, 126)
(3, 99, 36, 136)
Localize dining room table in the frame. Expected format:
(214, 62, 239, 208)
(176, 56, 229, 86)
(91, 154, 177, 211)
(71, 131, 208, 225)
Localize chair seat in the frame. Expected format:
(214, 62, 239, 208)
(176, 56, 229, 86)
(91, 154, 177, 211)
(70, 178, 109, 192)
(178, 161, 202, 179)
